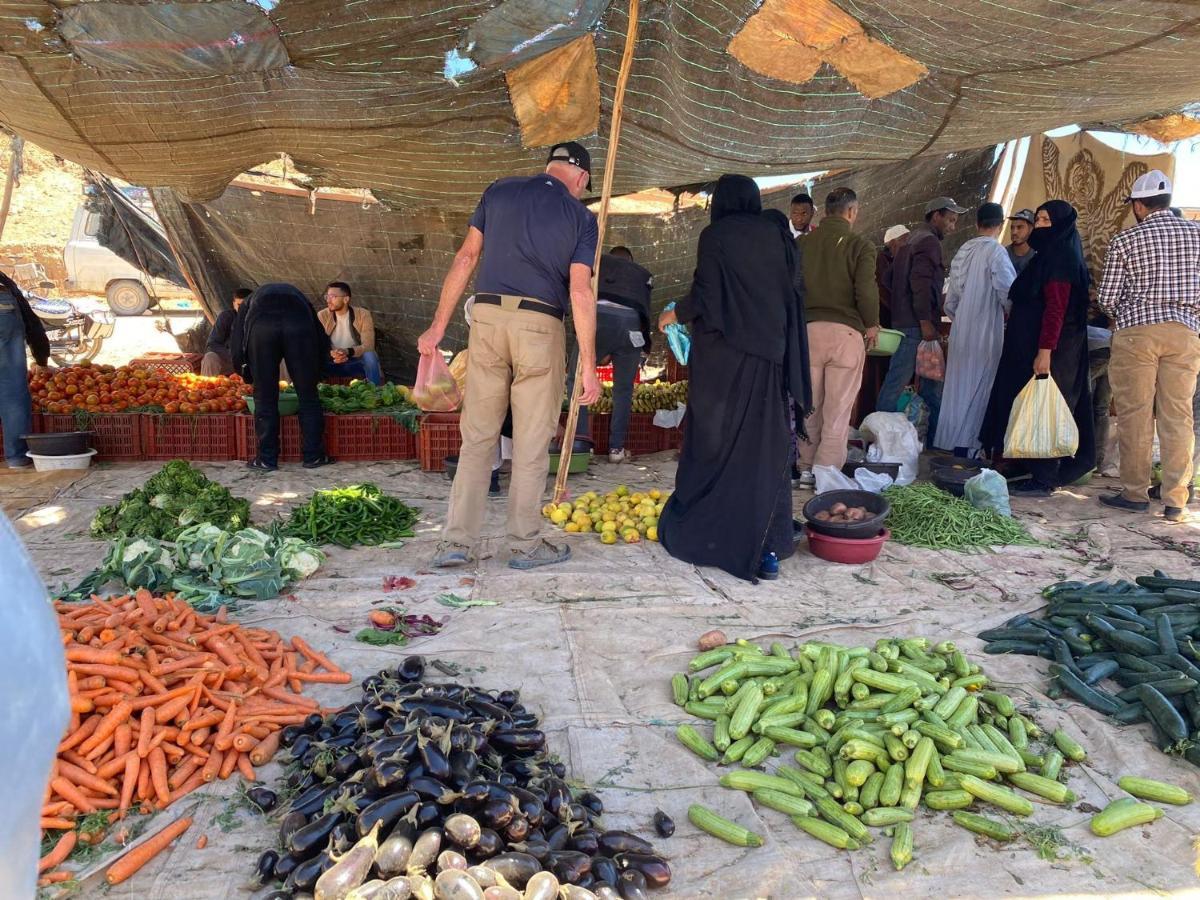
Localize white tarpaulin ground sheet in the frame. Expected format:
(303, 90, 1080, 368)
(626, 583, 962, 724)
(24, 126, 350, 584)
(6, 455, 1200, 899)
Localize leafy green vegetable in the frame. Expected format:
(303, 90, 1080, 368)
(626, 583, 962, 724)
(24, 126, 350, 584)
(434, 593, 498, 609)
(317, 381, 420, 430)
(280, 483, 420, 547)
(354, 628, 410, 646)
(91, 460, 251, 541)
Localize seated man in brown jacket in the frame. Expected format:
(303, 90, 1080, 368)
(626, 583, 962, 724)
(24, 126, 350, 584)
(317, 281, 382, 384)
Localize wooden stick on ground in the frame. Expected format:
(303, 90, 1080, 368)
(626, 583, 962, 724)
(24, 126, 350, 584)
(554, 0, 641, 504)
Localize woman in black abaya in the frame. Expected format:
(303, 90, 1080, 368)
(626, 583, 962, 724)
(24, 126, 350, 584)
(657, 177, 811, 581)
(979, 200, 1094, 493)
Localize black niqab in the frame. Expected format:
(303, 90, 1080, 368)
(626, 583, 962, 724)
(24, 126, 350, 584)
(711, 173, 762, 221)
(1010, 200, 1090, 305)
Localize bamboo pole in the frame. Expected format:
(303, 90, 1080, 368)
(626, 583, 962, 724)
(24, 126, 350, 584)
(554, 0, 640, 503)
(0, 134, 24, 246)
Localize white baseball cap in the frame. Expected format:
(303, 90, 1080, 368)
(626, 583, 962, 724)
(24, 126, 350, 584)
(1127, 169, 1172, 201)
(883, 224, 910, 243)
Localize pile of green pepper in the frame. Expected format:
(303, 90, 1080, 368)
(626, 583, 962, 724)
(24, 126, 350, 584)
(882, 483, 1037, 551)
(280, 483, 420, 548)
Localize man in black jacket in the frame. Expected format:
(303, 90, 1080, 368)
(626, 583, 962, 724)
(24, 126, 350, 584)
(0, 270, 50, 467)
(876, 197, 964, 441)
(201, 288, 252, 376)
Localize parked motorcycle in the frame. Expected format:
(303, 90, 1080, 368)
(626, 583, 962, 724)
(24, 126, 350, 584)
(28, 294, 115, 366)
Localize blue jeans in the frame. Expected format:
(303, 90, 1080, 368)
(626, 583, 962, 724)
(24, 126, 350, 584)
(567, 306, 643, 449)
(0, 299, 33, 466)
(877, 326, 942, 442)
(326, 350, 383, 385)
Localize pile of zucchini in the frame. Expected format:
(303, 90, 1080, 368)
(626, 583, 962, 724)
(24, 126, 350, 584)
(979, 573, 1200, 765)
(673, 637, 1087, 868)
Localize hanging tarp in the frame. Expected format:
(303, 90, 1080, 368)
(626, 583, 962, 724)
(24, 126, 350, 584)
(1, 1, 1197, 208)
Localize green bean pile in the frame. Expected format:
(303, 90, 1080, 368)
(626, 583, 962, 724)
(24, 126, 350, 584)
(882, 483, 1037, 551)
(281, 483, 420, 548)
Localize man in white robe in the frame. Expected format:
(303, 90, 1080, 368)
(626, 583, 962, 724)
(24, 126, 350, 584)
(935, 202, 1018, 455)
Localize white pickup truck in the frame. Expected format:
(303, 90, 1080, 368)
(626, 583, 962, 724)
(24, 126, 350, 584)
(63, 205, 193, 315)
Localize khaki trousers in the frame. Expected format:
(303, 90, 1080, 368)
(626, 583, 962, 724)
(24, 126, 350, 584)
(1109, 322, 1200, 508)
(442, 300, 566, 553)
(799, 321, 866, 469)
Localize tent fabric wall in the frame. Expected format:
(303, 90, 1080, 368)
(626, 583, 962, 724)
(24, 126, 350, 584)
(1, 2, 1197, 210)
(150, 146, 997, 379)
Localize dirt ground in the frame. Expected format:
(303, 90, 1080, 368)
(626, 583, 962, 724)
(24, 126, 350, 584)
(0, 141, 85, 287)
(5, 455, 1200, 899)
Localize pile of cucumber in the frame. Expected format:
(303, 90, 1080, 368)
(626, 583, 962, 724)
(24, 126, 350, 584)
(673, 636, 1088, 868)
(979, 573, 1200, 764)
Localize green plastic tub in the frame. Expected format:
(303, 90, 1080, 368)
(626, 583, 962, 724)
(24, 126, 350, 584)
(868, 328, 905, 357)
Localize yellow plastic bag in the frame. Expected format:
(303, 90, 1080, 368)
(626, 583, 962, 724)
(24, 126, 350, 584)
(1004, 375, 1079, 459)
(448, 350, 469, 400)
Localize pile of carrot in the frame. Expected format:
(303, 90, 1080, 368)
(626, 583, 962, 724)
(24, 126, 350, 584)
(39, 588, 350, 887)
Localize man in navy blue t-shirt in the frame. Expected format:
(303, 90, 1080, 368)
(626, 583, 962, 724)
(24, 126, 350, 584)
(419, 142, 602, 570)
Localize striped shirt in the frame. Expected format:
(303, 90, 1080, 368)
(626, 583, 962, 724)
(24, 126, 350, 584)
(1097, 210, 1200, 332)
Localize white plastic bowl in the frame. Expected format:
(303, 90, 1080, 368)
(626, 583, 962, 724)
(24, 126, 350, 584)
(26, 449, 97, 471)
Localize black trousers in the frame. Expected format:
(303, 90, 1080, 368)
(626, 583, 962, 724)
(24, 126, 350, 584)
(246, 300, 325, 465)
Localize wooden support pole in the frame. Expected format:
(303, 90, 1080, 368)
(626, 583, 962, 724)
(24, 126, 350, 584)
(554, 0, 640, 503)
(0, 133, 24, 246)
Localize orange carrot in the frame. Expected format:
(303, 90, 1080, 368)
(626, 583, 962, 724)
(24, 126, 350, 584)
(105, 816, 192, 884)
(136, 707, 156, 758)
(65, 646, 124, 666)
(98, 751, 133, 781)
(78, 701, 133, 756)
(60, 750, 98, 776)
(168, 770, 205, 803)
(249, 729, 282, 766)
(147, 746, 170, 806)
(293, 671, 353, 684)
(292, 636, 343, 674)
(38, 830, 77, 873)
(154, 690, 196, 724)
(57, 761, 119, 797)
(38, 871, 73, 887)
(136, 759, 151, 803)
(232, 733, 259, 754)
(114, 722, 133, 757)
(167, 757, 201, 791)
(51, 777, 96, 814)
(201, 749, 223, 782)
(219, 750, 239, 780)
(68, 663, 139, 682)
(118, 753, 139, 816)
(236, 753, 256, 781)
(195, 834, 208, 850)
(214, 699, 237, 750)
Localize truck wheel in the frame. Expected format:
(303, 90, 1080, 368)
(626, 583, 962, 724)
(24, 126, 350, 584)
(106, 280, 150, 316)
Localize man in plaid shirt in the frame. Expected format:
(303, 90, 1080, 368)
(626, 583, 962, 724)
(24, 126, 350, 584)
(1098, 170, 1200, 521)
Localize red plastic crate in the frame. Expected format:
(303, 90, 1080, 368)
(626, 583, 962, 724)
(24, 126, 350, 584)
(39, 413, 142, 461)
(589, 413, 665, 457)
(327, 414, 417, 461)
(665, 355, 688, 383)
(141, 414, 237, 461)
(418, 413, 462, 472)
(235, 413, 311, 463)
(130, 352, 203, 375)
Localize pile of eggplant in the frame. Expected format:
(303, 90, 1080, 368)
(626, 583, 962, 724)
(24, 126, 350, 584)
(978, 574, 1200, 766)
(253, 656, 671, 899)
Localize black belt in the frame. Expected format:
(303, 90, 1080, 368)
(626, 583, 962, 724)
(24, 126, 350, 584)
(474, 293, 564, 320)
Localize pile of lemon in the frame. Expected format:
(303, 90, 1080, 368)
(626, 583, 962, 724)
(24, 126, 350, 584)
(542, 485, 669, 544)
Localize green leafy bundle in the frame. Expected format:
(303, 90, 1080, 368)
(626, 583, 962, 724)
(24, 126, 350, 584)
(280, 483, 420, 548)
(317, 381, 420, 430)
(90, 460, 251, 541)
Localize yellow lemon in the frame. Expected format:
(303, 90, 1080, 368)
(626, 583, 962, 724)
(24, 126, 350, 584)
(601, 531, 618, 545)
(601, 521, 618, 533)
(542, 503, 557, 518)
(557, 502, 573, 513)
(564, 522, 581, 533)
(649, 489, 662, 501)
(629, 493, 644, 504)
(550, 509, 570, 525)
(577, 516, 593, 530)
(623, 530, 641, 544)
(594, 521, 607, 533)
(646, 526, 659, 542)
(616, 485, 629, 497)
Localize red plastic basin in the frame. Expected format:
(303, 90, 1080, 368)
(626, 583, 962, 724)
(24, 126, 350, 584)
(805, 526, 890, 564)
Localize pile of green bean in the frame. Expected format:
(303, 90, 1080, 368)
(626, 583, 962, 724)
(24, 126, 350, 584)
(882, 483, 1036, 551)
(280, 483, 420, 547)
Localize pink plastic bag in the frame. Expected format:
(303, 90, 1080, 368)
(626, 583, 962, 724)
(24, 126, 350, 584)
(915, 339, 945, 382)
(413, 352, 463, 412)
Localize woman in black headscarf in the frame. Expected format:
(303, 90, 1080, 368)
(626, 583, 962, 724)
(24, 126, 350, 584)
(233, 283, 333, 471)
(980, 200, 1094, 493)
(657, 176, 811, 581)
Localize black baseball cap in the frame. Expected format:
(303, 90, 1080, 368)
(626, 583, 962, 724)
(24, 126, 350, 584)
(977, 202, 1005, 226)
(547, 142, 592, 191)
(1008, 208, 1036, 225)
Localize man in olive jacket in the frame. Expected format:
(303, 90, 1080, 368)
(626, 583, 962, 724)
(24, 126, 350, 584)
(794, 187, 879, 482)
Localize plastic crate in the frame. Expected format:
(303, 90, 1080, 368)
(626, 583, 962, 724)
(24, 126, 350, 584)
(235, 413, 309, 463)
(39, 413, 142, 461)
(141, 414, 237, 461)
(130, 352, 203, 375)
(327, 414, 417, 461)
(589, 413, 665, 457)
(418, 413, 462, 472)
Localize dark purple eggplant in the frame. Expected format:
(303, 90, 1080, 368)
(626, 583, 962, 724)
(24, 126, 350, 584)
(503, 759, 539, 780)
(278, 810, 308, 848)
(357, 704, 388, 731)
(504, 817, 530, 842)
(466, 697, 510, 720)
(300, 746, 322, 769)
(397, 656, 425, 682)
(419, 741, 451, 781)
(570, 829, 599, 856)
(546, 822, 569, 851)
(368, 734, 416, 762)
(614, 853, 671, 889)
(405, 760, 428, 782)
(598, 831, 654, 857)
(415, 801, 442, 827)
(509, 786, 544, 825)
(511, 714, 540, 729)
(474, 827, 504, 859)
(653, 810, 674, 838)
(591, 856, 619, 887)
(325, 733, 358, 751)
(576, 873, 596, 890)
(550, 761, 566, 779)
(550, 850, 592, 883)
(580, 792, 603, 816)
(544, 780, 572, 817)
(280, 724, 305, 748)
(496, 690, 520, 708)
(285, 851, 331, 892)
(329, 820, 358, 852)
(617, 869, 648, 900)
(272, 852, 300, 881)
(480, 798, 514, 829)
(361, 674, 386, 693)
(262, 892, 292, 900)
(289, 783, 339, 818)
(512, 836, 551, 862)
(497, 771, 517, 787)
(288, 812, 343, 859)
(284, 768, 313, 792)
(449, 724, 477, 752)
(254, 849, 279, 885)
(362, 760, 406, 795)
(315, 724, 336, 741)
(383, 716, 411, 737)
(482, 852, 541, 888)
(490, 730, 546, 756)
(406, 776, 454, 802)
(461, 780, 491, 804)
(332, 751, 365, 780)
(509, 702, 527, 715)
(246, 787, 278, 812)
(401, 698, 470, 722)
(449, 749, 478, 784)
(290, 734, 314, 761)
(303, 712, 325, 731)
(356, 790, 420, 837)
(331, 708, 360, 731)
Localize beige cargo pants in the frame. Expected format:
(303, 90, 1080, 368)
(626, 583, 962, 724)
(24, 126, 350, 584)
(442, 298, 566, 554)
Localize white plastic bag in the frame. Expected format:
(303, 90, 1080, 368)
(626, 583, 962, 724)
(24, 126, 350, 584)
(653, 403, 686, 429)
(859, 412, 921, 485)
(854, 468, 896, 493)
(964, 468, 1012, 517)
(1004, 375, 1078, 459)
(813, 465, 859, 494)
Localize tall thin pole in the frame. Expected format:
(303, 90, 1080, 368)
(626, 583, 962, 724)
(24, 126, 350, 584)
(0, 134, 24, 246)
(554, 0, 640, 503)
